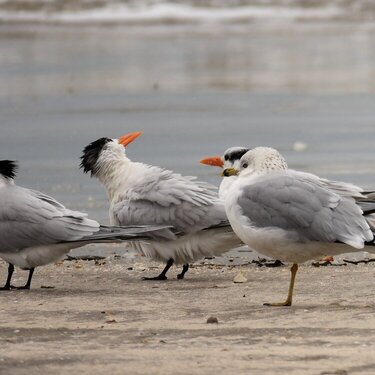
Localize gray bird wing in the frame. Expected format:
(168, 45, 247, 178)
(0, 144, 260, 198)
(80, 225, 178, 241)
(237, 172, 373, 247)
(289, 169, 366, 198)
(0, 185, 99, 253)
(112, 166, 228, 234)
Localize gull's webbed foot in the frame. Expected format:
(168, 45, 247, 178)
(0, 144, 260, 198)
(263, 300, 292, 307)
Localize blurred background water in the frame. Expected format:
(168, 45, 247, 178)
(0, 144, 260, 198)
(0, 0, 375, 224)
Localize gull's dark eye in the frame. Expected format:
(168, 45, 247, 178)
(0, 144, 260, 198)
(242, 163, 248, 168)
(224, 155, 229, 161)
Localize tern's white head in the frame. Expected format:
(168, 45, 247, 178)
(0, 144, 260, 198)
(80, 132, 142, 179)
(200, 146, 249, 170)
(0, 160, 17, 187)
(237, 147, 288, 177)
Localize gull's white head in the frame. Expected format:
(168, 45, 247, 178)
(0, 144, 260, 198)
(0, 160, 17, 186)
(237, 147, 288, 177)
(80, 132, 142, 178)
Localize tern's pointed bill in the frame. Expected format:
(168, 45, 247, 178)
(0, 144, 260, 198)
(118, 131, 143, 147)
(200, 156, 224, 167)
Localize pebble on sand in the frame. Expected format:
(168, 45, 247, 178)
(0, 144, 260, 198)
(206, 317, 219, 324)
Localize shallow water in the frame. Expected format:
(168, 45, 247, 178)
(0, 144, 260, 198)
(1, 0, 375, 23)
(1, 23, 375, 226)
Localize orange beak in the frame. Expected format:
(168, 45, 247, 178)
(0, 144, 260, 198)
(118, 131, 143, 147)
(199, 156, 224, 168)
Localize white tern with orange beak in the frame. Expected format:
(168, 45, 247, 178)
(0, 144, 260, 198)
(80, 132, 242, 280)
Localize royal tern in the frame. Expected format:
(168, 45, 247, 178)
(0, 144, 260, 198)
(223, 147, 375, 306)
(200, 147, 249, 198)
(0, 160, 172, 290)
(80, 132, 242, 280)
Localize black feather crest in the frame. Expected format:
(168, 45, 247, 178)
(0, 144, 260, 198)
(80, 138, 111, 176)
(0, 160, 18, 180)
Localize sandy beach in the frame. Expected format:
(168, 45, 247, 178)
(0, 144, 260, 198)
(2, 251, 375, 375)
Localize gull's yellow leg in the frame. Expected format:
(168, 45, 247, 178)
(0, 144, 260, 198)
(264, 263, 298, 307)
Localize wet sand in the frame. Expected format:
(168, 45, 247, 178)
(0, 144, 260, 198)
(1, 253, 375, 375)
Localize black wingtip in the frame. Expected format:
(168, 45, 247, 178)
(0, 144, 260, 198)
(80, 137, 112, 176)
(0, 160, 18, 180)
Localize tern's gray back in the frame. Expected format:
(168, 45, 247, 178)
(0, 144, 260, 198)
(112, 166, 227, 234)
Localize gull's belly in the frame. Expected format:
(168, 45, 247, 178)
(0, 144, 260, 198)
(226, 199, 355, 263)
(230, 221, 355, 263)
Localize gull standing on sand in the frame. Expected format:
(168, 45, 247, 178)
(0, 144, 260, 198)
(200, 146, 249, 198)
(223, 147, 375, 306)
(80, 132, 242, 280)
(0, 160, 171, 290)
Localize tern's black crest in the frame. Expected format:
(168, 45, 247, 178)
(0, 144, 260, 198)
(224, 148, 249, 163)
(0, 160, 18, 180)
(80, 137, 112, 176)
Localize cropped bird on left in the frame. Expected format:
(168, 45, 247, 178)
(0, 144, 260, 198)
(0, 160, 171, 290)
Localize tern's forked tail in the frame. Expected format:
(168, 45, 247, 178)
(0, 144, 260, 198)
(70, 224, 177, 244)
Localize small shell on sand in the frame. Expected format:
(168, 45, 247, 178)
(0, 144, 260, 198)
(233, 271, 247, 283)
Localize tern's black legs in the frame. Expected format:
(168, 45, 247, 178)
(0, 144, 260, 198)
(0, 264, 35, 290)
(143, 258, 174, 281)
(16, 268, 35, 290)
(177, 264, 189, 280)
(0, 263, 14, 290)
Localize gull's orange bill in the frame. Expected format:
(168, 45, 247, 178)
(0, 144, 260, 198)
(199, 156, 224, 168)
(118, 131, 143, 147)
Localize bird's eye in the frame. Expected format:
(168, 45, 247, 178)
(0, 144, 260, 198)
(224, 155, 229, 161)
(242, 163, 248, 168)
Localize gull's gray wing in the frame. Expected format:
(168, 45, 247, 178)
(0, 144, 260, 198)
(237, 172, 373, 248)
(288, 170, 375, 220)
(112, 166, 227, 233)
(289, 169, 367, 198)
(0, 185, 99, 253)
